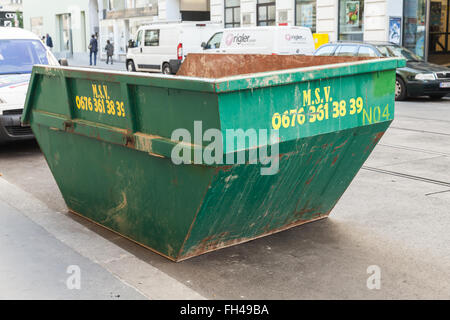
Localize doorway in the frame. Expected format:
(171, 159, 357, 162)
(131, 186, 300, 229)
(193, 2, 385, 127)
(403, 0, 427, 59)
(428, 0, 450, 65)
(58, 13, 73, 57)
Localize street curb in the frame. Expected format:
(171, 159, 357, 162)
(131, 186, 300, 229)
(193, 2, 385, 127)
(0, 177, 205, 300)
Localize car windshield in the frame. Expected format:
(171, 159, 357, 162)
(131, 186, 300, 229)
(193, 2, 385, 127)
(376, 45, 422, 62)
(0, 39, 49, 75)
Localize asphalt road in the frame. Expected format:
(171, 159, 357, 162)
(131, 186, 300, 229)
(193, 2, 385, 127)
(0, 97, 449, 299)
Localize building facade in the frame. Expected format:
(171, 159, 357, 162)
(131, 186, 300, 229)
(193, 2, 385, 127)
(0, 0, 23, 27)
(210, 0, 396, 42)
(22, 0, 211, 60)
(21, 0, 449, 64)
(98, 0, 211, 61)
(210, 0, 450, 64)
(23, 0, 98, 59)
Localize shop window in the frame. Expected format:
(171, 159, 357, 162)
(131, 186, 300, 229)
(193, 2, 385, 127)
(257, 0, 275, 26)
(295, 0, 316, 33)
(429, 0, 450, 54)
(403, 0, 427, 58)
(225, 0, 240, 28)
(339, 0, 364, 41)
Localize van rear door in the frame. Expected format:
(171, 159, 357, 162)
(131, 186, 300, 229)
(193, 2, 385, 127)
(140, 29, 161, 71)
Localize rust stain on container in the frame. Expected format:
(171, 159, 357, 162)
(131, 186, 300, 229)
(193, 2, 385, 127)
(177, 54, 374, 78)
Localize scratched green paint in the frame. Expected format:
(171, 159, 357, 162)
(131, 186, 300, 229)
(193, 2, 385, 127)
(23, 58, 404, 261)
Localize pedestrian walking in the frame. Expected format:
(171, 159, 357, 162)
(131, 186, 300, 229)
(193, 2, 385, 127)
(46, 34, 53, 51)
(89, 34, 98, 66)
(105, 40, 114, 65)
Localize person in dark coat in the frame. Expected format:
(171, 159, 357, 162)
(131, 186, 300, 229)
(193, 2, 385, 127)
(46, 34, 53, 50)
(105, 40, 114, 65)
(89, 34, 98, 66)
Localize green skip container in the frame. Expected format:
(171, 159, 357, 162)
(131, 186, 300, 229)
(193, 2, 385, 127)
(22, 54, 405, 261)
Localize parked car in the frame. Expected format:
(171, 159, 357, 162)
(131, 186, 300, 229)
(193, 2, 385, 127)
(202, 26, 315, 55)
(0, 27, 61, 143)
(126, 21, 221, 75)
(314, 41, 450, 100)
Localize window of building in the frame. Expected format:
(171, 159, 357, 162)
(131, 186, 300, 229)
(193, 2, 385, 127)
(339, 0, 364, 41)
(107, 0, 114, 11)
(295, 0, 316, 33)
(58, 13, 72, 53)
(428, 0, 450, 56)
(225, 0, 240, 28)
(257, 0, 275, 26)
(403, 0, 427, 58)
(180, 0, 209, 11)
(30, 17, 43, 37)
(135, 0, 157, 8)
(144, 29, 159, 46)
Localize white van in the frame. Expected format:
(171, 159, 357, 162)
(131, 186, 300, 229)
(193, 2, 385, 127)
(202, 26, 315, 55)
(126, 21, 222, 74)
(0, 27, 60, 143)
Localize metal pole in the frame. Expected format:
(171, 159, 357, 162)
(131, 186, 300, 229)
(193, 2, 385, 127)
(425, 0, 430, 61)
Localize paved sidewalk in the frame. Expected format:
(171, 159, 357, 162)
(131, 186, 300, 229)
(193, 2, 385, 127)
(0, 198, 146, 299)
(67, 55, 126, 71)
(0, 178, 205, 300)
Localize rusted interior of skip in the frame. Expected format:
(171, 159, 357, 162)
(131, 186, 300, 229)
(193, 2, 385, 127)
(176, 54, 375, 78)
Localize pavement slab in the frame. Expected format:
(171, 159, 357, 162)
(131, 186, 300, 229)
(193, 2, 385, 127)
(0, 199, 146, 300)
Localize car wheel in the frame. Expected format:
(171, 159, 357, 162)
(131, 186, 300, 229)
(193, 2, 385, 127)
(162, 63, 171, 75)
(395, 77, 407, 101)
(127, 60, 136, 72)
(429, 94, 446, 100)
